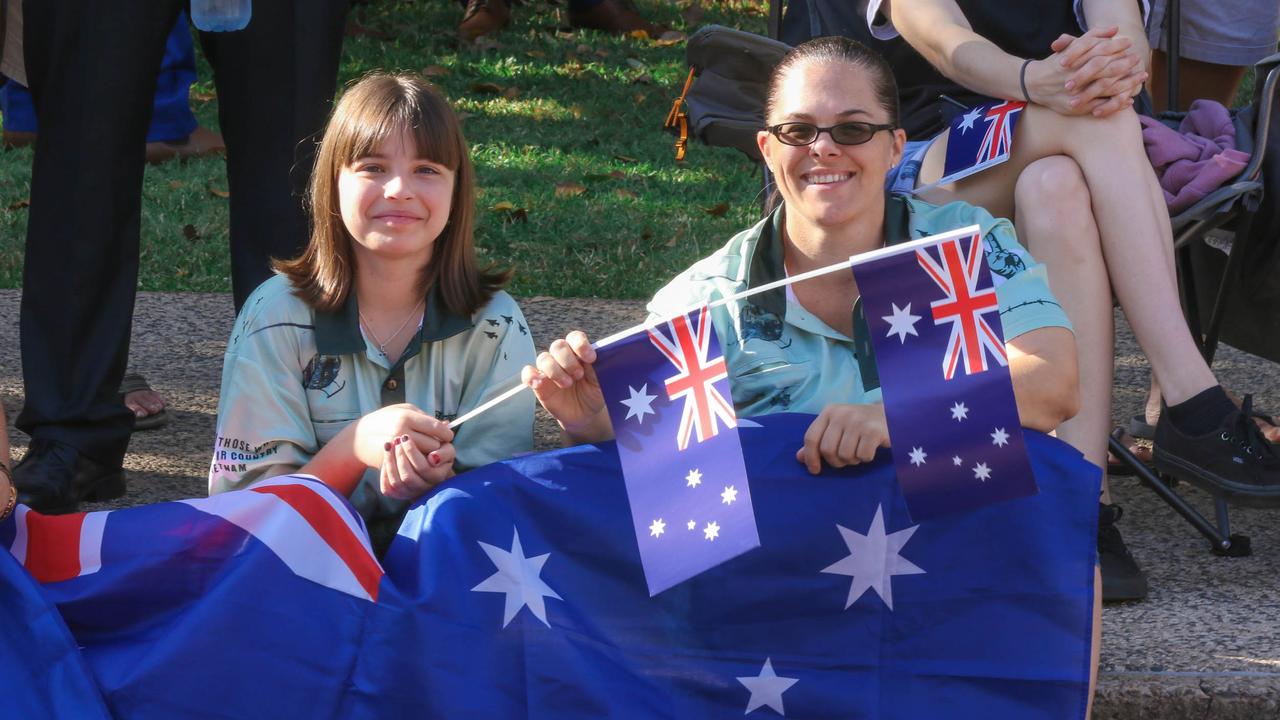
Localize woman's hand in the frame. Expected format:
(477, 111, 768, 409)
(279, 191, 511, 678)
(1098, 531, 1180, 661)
(1038, 26, 1146, 117)
(522, 331, 613, 444)
(797, 404, 891, 474)
(379, 433, 455, 501)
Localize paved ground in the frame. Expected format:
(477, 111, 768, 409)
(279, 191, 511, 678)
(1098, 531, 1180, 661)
(1, 290, 1277, 718)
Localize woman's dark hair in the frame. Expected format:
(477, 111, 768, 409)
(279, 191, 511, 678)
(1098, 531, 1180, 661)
(764, 36, 900, 126)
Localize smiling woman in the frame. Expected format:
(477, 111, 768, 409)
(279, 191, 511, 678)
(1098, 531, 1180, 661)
(528, 37, 1079, 460)
(208, 73, 536, 551)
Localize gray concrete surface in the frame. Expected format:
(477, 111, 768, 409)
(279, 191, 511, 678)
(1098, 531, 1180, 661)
(1, 290, 1277, 717)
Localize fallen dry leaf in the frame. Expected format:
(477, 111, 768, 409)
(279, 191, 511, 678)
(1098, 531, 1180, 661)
(7, 198, 30, 210)
(568, 105, 584, 119)
(609, 170, 626, 180)
(491, 201, 516, 212)
(471, 82, 504, 95)
(634, 93, 647, 105)
(501, 86, 522, 100)
(554, 182, 587, 198)
(615, 188, 638, 200)
(614, 154, 638, 163)
(525, 49, 546, 59)
(208, 186, 231, 199)
(654, 36, 683, 48)
(191, 90, 216, 103)
(665, 227, 686, 248)
(594, 48, 609, 58)
(625, 58, 646, 70)
(628, 29, 650, 41)
(422, 65, 449, 77)
(703, 202, 730, 217)
(182, 224, 201, 241)
(168, 180, 184, 190)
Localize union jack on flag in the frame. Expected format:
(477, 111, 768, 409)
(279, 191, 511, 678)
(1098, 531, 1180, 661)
(647, 306, 737, 450)
(976, 100, 1025, 163)
(917, 233, 1008, 380)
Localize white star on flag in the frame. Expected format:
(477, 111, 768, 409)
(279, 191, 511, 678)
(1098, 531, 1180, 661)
(958, 107, 982, 133)
(721, 486, 738, 504)
(687, 520, 696, 531)
(882, 302, 922, 344)
(952, 455, 963, 467)
(619, 384, 657, 424)
(973, 462, 992, 482)
(737, 658, 799, 716)
(909, 447, 927, 467)
(685, 468, 702, 488)
(821, 504, 925, 611)
(704, 521, 720, 541)
(649, 519, 665, 538)
(991, 427, 1009, 447)
(950, 401, 969, 421)
(471, 528, 562, 628)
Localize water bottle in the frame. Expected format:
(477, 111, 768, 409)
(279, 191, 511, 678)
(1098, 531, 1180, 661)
(190, 0, 252, 32)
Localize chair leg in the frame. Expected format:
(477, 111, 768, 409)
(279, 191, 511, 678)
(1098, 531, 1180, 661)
(1201, 209, 1259, 366)
(1108, 433, 1252, 556)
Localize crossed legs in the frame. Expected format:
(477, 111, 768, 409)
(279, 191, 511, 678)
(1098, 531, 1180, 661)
(917, 104, 1218, 466)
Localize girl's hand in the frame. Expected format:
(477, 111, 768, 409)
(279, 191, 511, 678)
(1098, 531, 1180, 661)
(379, 434, 455, 501)
(796, 404, 891, 475)
(352, 403, 453, 470)
(522, 331, 612, 444)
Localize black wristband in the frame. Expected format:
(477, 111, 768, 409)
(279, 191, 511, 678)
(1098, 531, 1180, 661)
(1019, 58, 1033, 103)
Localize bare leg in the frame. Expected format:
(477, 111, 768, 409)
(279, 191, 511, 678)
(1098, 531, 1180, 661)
(917, 104, 1216, 406)
(1148, 50, 1249, 112)
(1010, 157, 1115, 500)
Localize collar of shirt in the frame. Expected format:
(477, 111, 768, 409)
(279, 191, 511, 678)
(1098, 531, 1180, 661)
(312, 283, 474, 365)
(738, 194, 913, 391)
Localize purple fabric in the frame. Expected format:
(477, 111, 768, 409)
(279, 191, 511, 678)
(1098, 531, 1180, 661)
(1140, 99, 1250, 214)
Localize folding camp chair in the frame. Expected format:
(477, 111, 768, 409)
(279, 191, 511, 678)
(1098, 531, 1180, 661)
(1107, 50, 1280, 557)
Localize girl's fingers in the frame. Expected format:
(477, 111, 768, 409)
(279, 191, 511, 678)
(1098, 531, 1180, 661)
(427, 443, 456, 470)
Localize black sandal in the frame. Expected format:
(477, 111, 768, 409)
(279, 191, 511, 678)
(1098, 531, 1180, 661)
(120, 373, 169, 431)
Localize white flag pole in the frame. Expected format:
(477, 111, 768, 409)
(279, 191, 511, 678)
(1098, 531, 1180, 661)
(449, 225, 981, 430)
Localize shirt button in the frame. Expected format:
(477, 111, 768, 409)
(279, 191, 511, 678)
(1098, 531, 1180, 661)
(385, 378, 398, 391)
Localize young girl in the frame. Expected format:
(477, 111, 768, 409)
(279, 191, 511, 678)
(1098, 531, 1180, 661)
(209, 73, 535, 543)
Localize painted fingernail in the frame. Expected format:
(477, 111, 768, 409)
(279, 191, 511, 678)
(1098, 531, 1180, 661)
(429, 451, 441, 466)
(401, 434, 410, 443)
(384, 441, 393, 451)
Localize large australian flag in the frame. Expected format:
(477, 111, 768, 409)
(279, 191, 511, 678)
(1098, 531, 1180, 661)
(939, 100, 1026, 186)
(590, 305, 759, 595)
(851, 225, 1037, 521)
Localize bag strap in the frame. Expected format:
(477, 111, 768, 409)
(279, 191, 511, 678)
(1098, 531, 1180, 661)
(663, 67, 697, 161)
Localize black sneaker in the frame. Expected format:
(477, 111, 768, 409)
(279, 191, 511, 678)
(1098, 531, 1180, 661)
(1098, 503, 1148, 602)
(1153, 394, 1280, 507)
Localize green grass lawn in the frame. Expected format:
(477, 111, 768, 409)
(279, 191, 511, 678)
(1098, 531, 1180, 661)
(0, 3, 1262, 298)
(0, 0, 768, 299)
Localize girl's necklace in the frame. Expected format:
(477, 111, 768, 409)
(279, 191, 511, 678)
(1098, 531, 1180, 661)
(358, 299, 425, 358)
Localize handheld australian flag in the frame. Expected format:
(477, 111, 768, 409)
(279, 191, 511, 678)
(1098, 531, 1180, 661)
(851, 226, 1037, 520)
(591, 305, 760, 595)
(939, 100, 1026, 186)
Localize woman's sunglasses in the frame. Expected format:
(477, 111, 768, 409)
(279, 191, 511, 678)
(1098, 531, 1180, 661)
(765, 121, 897, 147)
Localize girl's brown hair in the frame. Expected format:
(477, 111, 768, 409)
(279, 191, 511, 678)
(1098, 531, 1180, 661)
(276, 72, 510, 315)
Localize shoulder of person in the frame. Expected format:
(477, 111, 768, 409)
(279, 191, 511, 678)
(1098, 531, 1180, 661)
(646, 216, 767, 317)
(229, 274, 315, 344)
(470, 289, 524, 322)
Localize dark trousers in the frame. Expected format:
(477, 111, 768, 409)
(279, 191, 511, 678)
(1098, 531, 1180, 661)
(18, 0, 348, 465)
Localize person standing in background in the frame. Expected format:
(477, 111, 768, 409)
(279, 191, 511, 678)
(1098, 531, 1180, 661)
(12, 0, 350, 514)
